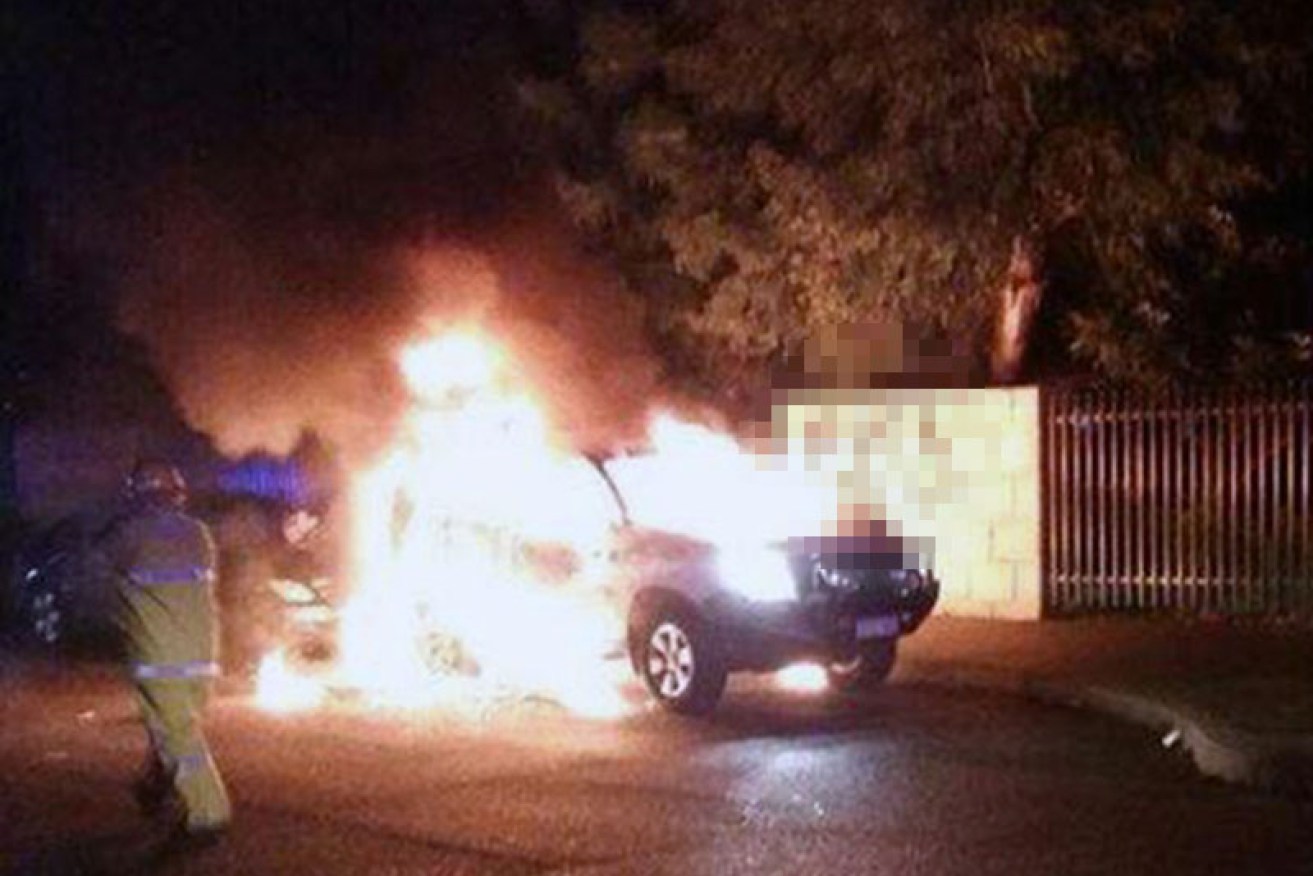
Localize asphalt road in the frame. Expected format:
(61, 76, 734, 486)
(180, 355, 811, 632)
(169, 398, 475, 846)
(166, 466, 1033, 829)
(2, 663, 1310, 876)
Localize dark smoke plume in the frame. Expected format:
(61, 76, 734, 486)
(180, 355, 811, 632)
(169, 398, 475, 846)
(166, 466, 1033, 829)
(17, 0, 670, 465)
(116, 165, 662, 464)
(477, 194, 661, 454)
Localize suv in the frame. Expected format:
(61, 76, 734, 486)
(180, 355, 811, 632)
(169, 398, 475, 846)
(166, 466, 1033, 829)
(591, 460, 940, 715)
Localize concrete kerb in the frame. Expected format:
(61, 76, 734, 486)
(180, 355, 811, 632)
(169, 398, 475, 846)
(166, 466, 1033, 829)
(896, 662, 1313, 799)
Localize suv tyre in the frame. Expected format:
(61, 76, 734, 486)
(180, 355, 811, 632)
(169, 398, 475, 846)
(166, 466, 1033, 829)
(827, 637, 897, 692)
(634, 605, 727, 715)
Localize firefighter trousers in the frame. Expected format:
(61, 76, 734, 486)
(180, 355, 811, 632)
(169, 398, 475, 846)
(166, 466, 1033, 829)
(135, 678, 231, 831)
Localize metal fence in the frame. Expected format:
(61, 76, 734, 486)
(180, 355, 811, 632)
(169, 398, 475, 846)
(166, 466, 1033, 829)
(1042, 382, 1313, 616)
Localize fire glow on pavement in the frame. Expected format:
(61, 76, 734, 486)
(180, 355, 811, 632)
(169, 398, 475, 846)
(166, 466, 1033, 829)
(255, 329, 837, 717)
(774, 663, 830, 693)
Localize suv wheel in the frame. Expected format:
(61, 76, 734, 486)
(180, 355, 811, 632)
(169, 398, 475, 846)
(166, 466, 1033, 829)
(634, 606, 727, 715)
(827, 638, 897, 692)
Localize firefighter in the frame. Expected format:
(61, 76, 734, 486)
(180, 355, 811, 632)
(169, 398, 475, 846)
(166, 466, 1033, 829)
(102, 459, 231, 842)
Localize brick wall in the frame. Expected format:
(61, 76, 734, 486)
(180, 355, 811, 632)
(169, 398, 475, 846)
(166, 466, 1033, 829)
(780, 387, 1041, 620)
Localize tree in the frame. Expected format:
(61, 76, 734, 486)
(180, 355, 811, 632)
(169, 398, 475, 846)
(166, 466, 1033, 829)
(520, 0, 1313, 392)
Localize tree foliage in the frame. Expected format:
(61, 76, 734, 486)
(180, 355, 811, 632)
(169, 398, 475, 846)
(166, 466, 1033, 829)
(520, 0, 1312, 391)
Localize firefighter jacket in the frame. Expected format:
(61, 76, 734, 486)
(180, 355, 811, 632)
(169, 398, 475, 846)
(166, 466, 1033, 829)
(105, 508, 221, 682)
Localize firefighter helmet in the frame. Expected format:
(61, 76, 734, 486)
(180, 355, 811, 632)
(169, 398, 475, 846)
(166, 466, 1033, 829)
(127, 459, 188, 509)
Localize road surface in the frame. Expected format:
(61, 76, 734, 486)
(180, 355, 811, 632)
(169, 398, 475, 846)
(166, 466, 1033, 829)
(2, 661, 1309, 875)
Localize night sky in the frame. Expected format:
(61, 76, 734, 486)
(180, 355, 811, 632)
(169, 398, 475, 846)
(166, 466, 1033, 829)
(16, 1, 520, 201)
(9, 0, 525, 310)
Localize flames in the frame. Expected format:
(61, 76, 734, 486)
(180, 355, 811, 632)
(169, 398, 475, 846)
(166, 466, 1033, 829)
(256, 329, 838, 716)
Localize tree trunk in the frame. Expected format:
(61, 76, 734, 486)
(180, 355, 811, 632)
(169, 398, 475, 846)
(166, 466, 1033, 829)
(990, 235, 1044, 384)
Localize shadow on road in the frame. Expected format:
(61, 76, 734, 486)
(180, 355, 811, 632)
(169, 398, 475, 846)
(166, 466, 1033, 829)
(1, 825, 217, 876)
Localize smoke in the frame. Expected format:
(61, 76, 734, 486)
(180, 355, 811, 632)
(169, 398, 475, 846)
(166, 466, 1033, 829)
(33, 1, 673, 467)
(116, 166, 663, 465)
(474, 195, 661, 453)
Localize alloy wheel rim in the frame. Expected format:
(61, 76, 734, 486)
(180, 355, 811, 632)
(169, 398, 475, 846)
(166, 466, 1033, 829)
(647, 621, 695, 699)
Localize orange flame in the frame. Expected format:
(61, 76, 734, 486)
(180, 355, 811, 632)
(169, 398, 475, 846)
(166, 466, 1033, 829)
(255, 330, 843, 717)
(258, 330, 629, 717)
(608, 414, 830, 544)
(254, 649, 326, 713)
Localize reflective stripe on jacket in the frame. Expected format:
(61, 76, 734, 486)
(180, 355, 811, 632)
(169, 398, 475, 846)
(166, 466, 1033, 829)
(130, 660, 221, 680)
(105, 509, 220, 670)
(128, 566, 217, 588)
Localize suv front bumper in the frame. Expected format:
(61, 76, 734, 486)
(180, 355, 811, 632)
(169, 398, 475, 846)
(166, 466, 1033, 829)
(712, 571, 939, 672)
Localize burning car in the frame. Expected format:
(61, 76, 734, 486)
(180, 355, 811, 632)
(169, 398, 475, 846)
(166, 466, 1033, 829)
(247, 333, 942, 718)
(586, 459, 940, 714)
(333, 446, 940, 719)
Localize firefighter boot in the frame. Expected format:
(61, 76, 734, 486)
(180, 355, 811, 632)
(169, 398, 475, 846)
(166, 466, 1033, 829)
(137, 680, 232, 836)
(132, 754, 173, 818)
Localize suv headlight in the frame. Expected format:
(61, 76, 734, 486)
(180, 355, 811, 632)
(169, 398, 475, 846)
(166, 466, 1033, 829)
(716, 546, 797, 602)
